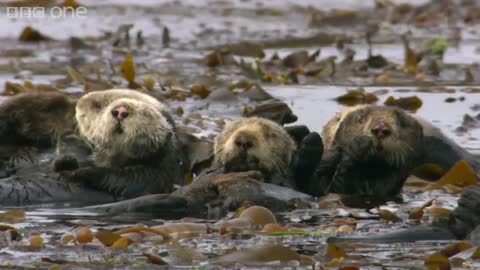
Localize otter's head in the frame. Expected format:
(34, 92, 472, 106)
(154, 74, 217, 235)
(76, 89, 174, 165)
(335, 106, 423, 167)
(0, 92, 76, 146)
(213, 117, 296, 177)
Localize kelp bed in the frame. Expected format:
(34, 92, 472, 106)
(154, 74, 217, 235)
(1, 0, 480, 269)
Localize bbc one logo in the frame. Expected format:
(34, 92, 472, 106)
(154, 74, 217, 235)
(6, 6, 88, 19)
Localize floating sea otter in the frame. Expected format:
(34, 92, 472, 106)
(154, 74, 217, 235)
(307, 105, 479, 199)
(66, 116, 323, 215)
(213, 117, 301, 188)
(0, 89, 188, 205)
(55, 89, 187, 198)
(0, 92, 76, 177)
(0, 90, 319, 210)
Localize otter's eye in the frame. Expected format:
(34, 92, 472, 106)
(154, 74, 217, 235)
(91, 101, 102, 111)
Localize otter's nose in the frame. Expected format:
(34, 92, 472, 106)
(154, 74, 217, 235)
(111, 106, 129, 120)
(234, 134, 253, 151)
(371, 122, 391, 138)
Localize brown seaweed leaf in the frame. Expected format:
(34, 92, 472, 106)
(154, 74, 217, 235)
(409, 198, 434, 220)
(115, 225, 171, 240)
(426, 207, 452, 219)
(384, 96, 423, 111)
(19, 26, 52, 42)
(2, 81, 27, 96)
(120, 52, 141, 88)
(143, 75, 155, 90)
(111, 237, 133, 249)
(327, 243, 346, 258)
(425, 252, 451, 270)
(0, 210, 25, 223)
(378, 209, 402, 223)
(59, 0, 82, 9)
(120, 53, 135, 81)
(29, 235, 43, 248)
(336, 89, 379, 106)
(427, 160, 477, 190)
(74, 226, 94, 244)
(439, 241, 473, 258)
(190, 85, 211, 99)
(95, 230, 121, 247)
(402, 35, 423, 74)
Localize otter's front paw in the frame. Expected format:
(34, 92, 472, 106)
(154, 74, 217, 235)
(292, 132, 324, 193)
(53, 155, 79, 172)
(345, 136, 374, 161)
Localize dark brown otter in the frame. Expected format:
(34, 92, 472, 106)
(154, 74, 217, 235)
(0, 92, 76, 147)
(0, 92, 76, 178)
(311, 105, 424, 198)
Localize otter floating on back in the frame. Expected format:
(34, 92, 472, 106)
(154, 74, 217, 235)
(310, 105, 479, 199)
(55, 89, 187, 199)
(213, 117, 297, 187)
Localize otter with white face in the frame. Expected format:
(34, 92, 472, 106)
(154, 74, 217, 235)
(313, 105, 425, 198)
(75, 89, 175, 167)
(213, 117, 296, 184)
(57, 89, 185, 199)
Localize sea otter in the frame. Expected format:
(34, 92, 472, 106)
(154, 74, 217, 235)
(55, 89, 187, 199)
(0, 92, 76, 177)
(308, 105, 479, 199)
(312, 105, 424, 198)
(213, 117, 303, 188)
(0, 92, 76, 147)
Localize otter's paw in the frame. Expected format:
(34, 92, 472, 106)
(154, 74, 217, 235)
(345, 135, 374, 161)
(285, 125, 310, 145)
(53, 155, 79, 172)
(292, 132, 324, 193)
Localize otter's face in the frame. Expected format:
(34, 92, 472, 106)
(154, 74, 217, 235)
(213, 117, 296, 176)
(336, 106, 423, 167)
(76, 90, 174, 161)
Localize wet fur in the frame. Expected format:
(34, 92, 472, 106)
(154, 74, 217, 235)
(59, 89, 185, 198)
(213, 117, 296, 182)
(0, 93, 76, 177)
(312, 105, 425, 198)
(0, 92, 76, 147)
